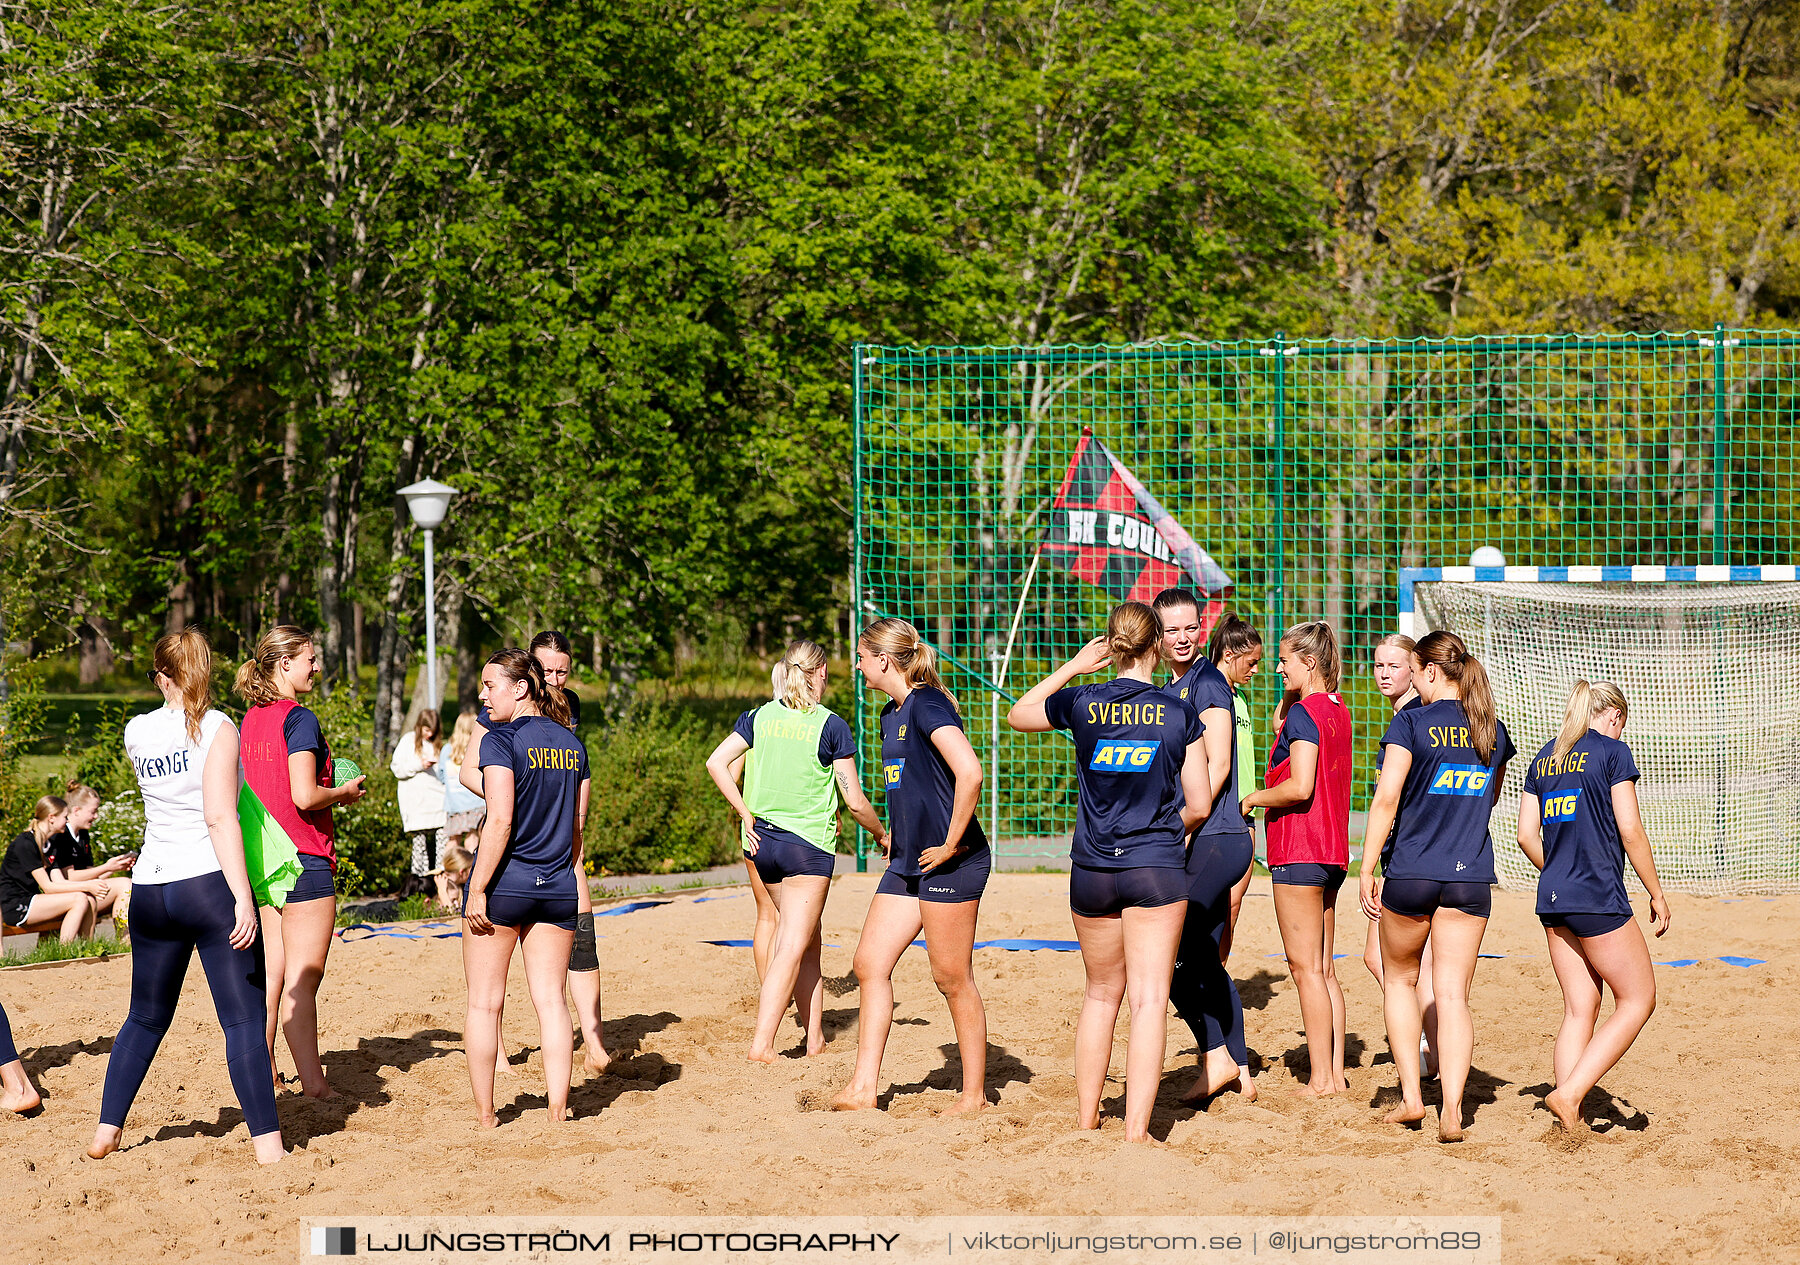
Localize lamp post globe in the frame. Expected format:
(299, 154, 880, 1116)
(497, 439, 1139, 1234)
(399, 478, 458, 530)
(397, 479, 459, 709)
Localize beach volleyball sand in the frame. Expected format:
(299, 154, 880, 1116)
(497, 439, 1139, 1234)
(2, 874, 1796, 1261)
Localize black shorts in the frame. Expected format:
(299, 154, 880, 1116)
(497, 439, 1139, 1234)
(746, 822, 836, 884)
(2, 897, 31, 928)
(483, 891, 578, 932)
(569, 912, 599, 971)
(1270, 863, 1347, 901)
(286, 853, 336, 905)
(1069, 864, 1187, 918)
(1381, 878, 1492, 920)
(1540, 911, 1632, 939)
(876, 850, 990, 904)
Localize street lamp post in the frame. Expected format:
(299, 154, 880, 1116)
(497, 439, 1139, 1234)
(398, 479, 459, 708)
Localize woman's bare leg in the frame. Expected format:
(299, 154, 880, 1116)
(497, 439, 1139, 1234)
(1118, 901, 1185, 1141)
(1273, 884, 1339, 1095)
(1322, 899, 1346, 1089)
(922, 898, 986, 1115)
(519, 923, 577, 1120)
(463, 923, 520, 1127)
(1070, 912, 1126, 1131)
(1377, 911, 1431, 1125)
(1544, 926, 1602, 1090)
(1418, 934, 1439, 1077)
(1426, 909, 1488, 1143)
(260, 906, 285, 1090)
(747, 876, 830, 1062)
(832, 893, 923, 1110)
(277, 896, 339, 1099)
(745, 859, 778, 983)
(1545, 921, 1656, 1131)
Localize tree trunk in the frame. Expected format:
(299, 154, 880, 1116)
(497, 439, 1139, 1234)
(459, 594, 482, 712)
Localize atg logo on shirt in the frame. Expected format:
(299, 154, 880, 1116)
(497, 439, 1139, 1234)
(1428, 764, 1491, 796)
(1542, 789, 1582, 822)
(883, 759, 905, 788)
(1089, 740, 1160, 772)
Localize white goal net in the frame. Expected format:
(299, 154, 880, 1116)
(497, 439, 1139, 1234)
(1411, 579, 1800, 895)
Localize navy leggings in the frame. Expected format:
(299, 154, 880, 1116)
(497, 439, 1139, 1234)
(0, 998, 15, 1065)
(1170, 832, 1251, 1066)
(99, 873, 279, 1137)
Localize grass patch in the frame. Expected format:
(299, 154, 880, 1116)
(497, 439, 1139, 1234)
(7, 935, 128, 965)
(335, 893, 455, 927)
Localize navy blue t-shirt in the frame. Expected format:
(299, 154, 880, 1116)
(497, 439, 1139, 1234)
(284, 706, 329, 770)
(477, 715, 590, 899)
(1165, 659, 1244, 837)
(731, 709, 856, 766)
(1381, 698, 1515, 883)
(1522, 732, 1640, 918)
(1044, 678, 1204, 869)
(880, 687, 989, 877)
(1268, 700, 1320, 773)
(1374, 694, 1423, 774)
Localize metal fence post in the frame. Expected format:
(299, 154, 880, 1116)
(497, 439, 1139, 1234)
(852, 343, 868, 872)
(1270, 333, 1288, 642)
(1713, 322, 1727, 565)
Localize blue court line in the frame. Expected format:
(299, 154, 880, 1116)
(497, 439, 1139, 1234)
(700, 938, 1080, 952)
(692, 893, 746, 903)
(1656, 956, 1767, 968)
(596, 900, 671, 918)
(338, 922, 462, 942)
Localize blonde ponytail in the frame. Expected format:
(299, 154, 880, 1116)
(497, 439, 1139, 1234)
(858, 618, 959, 714)
(773, 640, 827, 712)
(236, 624, 312, 709)
(1552, 679, 1629, 763)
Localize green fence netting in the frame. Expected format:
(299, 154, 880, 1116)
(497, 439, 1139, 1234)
(851, 329, 1800, 862)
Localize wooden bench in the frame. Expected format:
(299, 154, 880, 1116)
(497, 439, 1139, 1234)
(3, 917, 118, 958)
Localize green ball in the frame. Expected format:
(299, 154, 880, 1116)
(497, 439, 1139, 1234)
(333, 758, 364, 787)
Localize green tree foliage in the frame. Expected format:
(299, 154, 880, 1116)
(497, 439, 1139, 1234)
(5, 0, 1799, 769)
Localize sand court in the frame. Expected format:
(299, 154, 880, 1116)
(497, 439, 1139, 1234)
(3, 873, 1797, 1262)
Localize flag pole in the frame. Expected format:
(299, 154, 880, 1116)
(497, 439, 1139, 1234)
(994, 544, 1043, 694)
(988, 543, 1042, 850)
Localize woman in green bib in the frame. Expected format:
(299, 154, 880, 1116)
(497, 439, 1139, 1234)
(707, 640, 887, 1062)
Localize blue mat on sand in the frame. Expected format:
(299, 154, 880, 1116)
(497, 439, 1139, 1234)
(701, 938, 1081, 951)
(596, 900, 671, 918)
(1655, 956, 1766, 968)
(338, 921, 463, 942)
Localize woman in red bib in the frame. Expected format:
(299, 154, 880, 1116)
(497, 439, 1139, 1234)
(1241, 621, 1353, 1096)
(235, 626, 366, 1098)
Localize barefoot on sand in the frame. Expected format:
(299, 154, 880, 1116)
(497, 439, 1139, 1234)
(1544, 1087, 1584, 1132)
(938, 1095, 987, 1118)
(1, 1085, 41, 1115)
(1384, 1101, 1427, 1127)
(830, 1086, 877, 1111)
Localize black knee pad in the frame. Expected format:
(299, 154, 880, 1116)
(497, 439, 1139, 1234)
(568, 913, 599, 972)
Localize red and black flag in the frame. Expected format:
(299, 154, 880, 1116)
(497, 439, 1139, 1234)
(1041, 428, 1233, 626)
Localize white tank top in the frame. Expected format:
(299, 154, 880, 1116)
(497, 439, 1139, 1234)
(126, 706, 231, 885)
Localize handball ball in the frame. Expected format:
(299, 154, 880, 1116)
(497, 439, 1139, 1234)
(333, 758, 364, 787)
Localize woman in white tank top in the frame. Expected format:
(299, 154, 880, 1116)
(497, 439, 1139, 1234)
(87, 629, 285, 1166)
